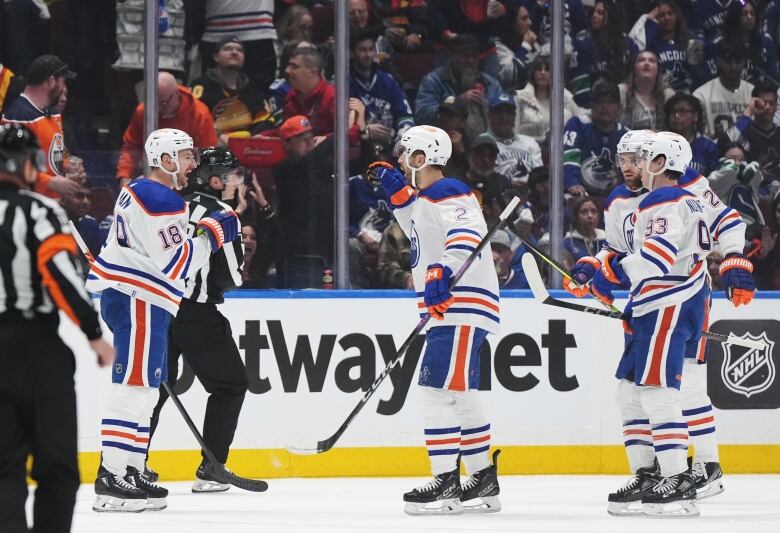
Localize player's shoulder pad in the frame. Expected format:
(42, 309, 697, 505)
(605, 184, 645, 211)
(638, 186, 695, 211)
(677, 167, 706, 188)
(126, 179, 186, 215)
(418, 177, 473, 202)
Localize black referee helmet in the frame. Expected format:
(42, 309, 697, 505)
(192, 146, 240, 187)
(0, 123, 45, 176)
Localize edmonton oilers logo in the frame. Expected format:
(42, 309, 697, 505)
(622, 212, 635, 252)
(410, 224, 420, 268)
(155, 368, 162, 379)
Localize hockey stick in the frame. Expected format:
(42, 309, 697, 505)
(67, 220, 268, 492)
(521, 252, 766, 351)
(286, 196, 522, 455)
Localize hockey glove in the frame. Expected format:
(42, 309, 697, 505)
(424, 263, 454, 320)
(719, 253, 755, 307)
(563, 256, 601, 297)
(197, 211, 239, 252)
(367, 161, 415, 208)
(591, 252, 629, 306)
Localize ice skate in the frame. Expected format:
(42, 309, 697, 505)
(689, 458, 724, 500)
(141, 463, 159, 483)
(192, 460, 231, 493)
(460, 449, 501, 513)
(607, 462, 661, 516)
(126, 466, 168, 511)
(403, 466, 463, 515)
(642, 471, 699, 518)
(92, 465, 147, 513)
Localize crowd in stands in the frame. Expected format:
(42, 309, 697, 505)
(2, 0, 780, 291)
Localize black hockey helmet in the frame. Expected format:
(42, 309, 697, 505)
(192, 146, 241, 187)
(0, 123, 46, 176)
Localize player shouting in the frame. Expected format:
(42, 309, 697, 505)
(85, 129, 239, 512)
(369, 125, 501, 515)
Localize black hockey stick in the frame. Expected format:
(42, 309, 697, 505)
(286, 197, 522, 455)
(67, 221, 268, 492)
(520, 252, 766, 350)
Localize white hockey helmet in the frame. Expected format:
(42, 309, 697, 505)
(617, 129, 654, 155)
(637, 131, 692, 189)
(144, 128, 196, 189)
(395, 125, 452, 187)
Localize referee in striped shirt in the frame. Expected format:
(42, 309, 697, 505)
(146, 147, 247, 491)
(0, 123, 114, 532)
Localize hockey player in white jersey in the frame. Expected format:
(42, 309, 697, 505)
(85, 129, 239, 512)
(589, 133, 755, 517)
(368, 125, 501, 515)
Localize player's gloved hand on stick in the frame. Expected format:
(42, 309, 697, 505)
(198, 210, 239, 252)
(367, 161, 415, 207)
(563, 256, 601, 297)
(591, 252, 629, 305)
(424, 263, 454, 320)
(719, 253, 755, 307)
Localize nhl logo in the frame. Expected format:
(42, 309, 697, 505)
(721, 332, 775, 398)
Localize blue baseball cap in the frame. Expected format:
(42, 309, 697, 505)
(489, 92, 516, 110)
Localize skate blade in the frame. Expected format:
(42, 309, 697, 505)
(145, 497, 167, 511)
(92, 495, 147, 513)
(606, 501, 644, 517)
(642, 500, 700, 518)
(696, 480, 724, 500)
(192, 479, 231, 493)
(404, 498, 463, 516)
(462, 495, 501, 513)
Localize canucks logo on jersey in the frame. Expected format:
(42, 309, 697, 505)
(581, 147, 618, 195)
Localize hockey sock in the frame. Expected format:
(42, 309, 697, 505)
(419, 386, 461, 475)
(616, 380, 655, 471)
(640, 385, 689, 477)
(101, 384, 159, 476)
(128, 387, 160, 471)
(453, 390, 491, 474)
(680, 360, 719, 463)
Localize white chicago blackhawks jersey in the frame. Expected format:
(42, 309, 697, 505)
(85, 178, 212, 315)
(392, 177, 500, 334)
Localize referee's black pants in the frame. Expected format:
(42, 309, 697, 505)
(0, 319, 80, 533)
(150, 300, 248, 465)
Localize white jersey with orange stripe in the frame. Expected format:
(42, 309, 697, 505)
(85, 178, 212, 315)
(621, 183, 743, 317)
(392, 177, 500, 334)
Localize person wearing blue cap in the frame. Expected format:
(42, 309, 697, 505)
(486, 92, 542, 187)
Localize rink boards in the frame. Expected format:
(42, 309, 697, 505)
(62, 291, 780, 481)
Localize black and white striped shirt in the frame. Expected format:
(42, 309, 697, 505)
(183, 190, 243, 304)
(0, 183, 101, 338)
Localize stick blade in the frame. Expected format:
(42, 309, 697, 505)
(285, 433, 330, 455)
(521, 252, 549, 300)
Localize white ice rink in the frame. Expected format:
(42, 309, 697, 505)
(33, 474, 780, 533)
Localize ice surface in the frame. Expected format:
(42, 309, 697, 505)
(30, 475, 780, 533)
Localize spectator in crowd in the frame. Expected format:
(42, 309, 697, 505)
(734, 82, 780, 188)
(0, 63, 24, 114)
(268, 41, 315, 125)
(491, 228, 529, 289)
(520, 0, 588, 56)
(436, 96, 469, 178)
(349, 29, 415, 148)
(563, 81, 627, 198)
(619, 49, 674, 130)
(376, 221, 412, 289)
(239, 224, 268, 289)
(708, 142, 765, 239)
(688, 0, 737, 42)
(276, 5, 314, 48)
(373, 0, 432, 56)
(349, 0, 380, 33)
(485, 93, 542, 187)
(569, 0, 637, 108)
(234, 172, 281, 289)
(629, 0, 707, 93)
(752, 191, 780, 290)
(190, 36, 274, 143)
(708, 249, 725, 290)
(116, 72, 218, 187)
(195, 0, 277, 91)
(284, 47, 359, 141)
(494, 2, 538, 91)
(693, 40, 754, 142)
(721, 0, 779, 86)
(1, 54, 80, 199)
(415, 34, 502, 143)
(527, 165, 550, 239)
(60, 184, 102, 273)
(562, 195, 607, 268)
(514, 54, 581, 144)
(428, 0, 510, 79)
(461, 133, 511, 225)
(664, 92, 719, 176)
